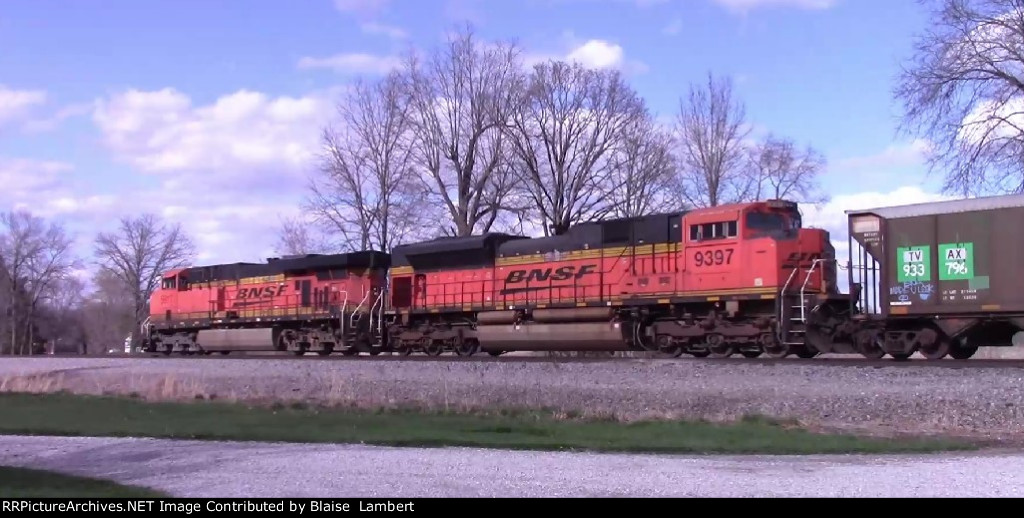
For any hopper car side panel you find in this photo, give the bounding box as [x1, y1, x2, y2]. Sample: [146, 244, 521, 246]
[831, 194, 1024, 360]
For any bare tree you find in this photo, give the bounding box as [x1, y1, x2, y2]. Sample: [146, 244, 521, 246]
[674, 73, 753, 207]
[506, 61, 649, 235]
[747, 135, 829, 205]
[606, 117, 682, 218]
[0, 211, 80, 355]
[306, 72, 421, 252]
[404, 25, 527, 236]
[94, 214, 196, 350]
[895, 0, 1024, 195]
[272, 215, 334, 256]
[36, 275, 86, 354]
[80, 269, 135, 355]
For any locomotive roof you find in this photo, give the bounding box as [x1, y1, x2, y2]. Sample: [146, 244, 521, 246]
[390, 232, 528, 270]
[846, 192, 1024, 220]
[182, 250, 390, 283]
[499, 211, 686, 257]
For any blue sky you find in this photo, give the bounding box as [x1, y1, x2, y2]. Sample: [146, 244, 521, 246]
[0, 0, 951, 269]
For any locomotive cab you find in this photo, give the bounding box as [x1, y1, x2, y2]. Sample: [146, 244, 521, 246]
[750, 199, 836, 295]
[151, 269, 190, 322]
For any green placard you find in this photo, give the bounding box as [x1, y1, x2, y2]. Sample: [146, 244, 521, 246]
[897, 245, 931, 282]
[939, 242, 974, 280]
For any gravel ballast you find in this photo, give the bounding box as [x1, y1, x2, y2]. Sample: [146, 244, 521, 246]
[2, 357, 1024, 441]
[2, 435, 1024, 498]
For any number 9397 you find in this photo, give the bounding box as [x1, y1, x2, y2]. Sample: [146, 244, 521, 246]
[693, 248, 734, 267]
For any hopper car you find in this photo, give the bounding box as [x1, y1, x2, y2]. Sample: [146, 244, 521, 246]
[140, 193, 1024, 361]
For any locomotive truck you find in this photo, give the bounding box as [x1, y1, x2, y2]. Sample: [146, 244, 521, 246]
[140, 193, 1024, 361]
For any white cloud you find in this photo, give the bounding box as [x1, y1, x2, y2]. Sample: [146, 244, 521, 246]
[0, 157, 75, 209]
[713, 0, 836, 14]
[155, 196, 305, 264]
[663, 17, 683, 35]
[958, 97, 1024, 146]
[834, 139, 933, 171]
[22, 103, 93, 133]
[0, 85, 46, 127]
[444, 0, 486, 23]
[361, 21, 407, 40]
[297, 53, 403, 75]
[799, 185, 952, 293]
[83, 85, 356, 265]
[567, 40, 624, 70]
[525, 33, 648, 74]
[334, 0, 389, 17]
[92, 87, 339, 194]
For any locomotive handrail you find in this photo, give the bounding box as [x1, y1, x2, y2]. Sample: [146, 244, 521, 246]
[336, 290, 349, 332]
[799, 258, 827, 323]
[351, 290, 370, 328]
[779, 266, 800, 338]
[370, 287, 386, 337]
[140, 316, 151, 338]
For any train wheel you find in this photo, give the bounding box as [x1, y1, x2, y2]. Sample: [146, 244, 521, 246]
[424, 343, 443, 356]
[793, 345, 818, 358]
[455, 339, 479, 356]
[708, 344, 734, 358]
[918, 339, 950, 360]
[858, 341, 886, 360]
[656, 346, 684, 358]
[950, 344, 977, 360]
[706, 335, 733, 358]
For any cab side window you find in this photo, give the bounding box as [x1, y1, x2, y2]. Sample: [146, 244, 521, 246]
[689, 221, 738, 241]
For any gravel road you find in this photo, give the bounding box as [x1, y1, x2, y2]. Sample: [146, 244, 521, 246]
[3, 356, 1024, 441]
[1, 435, 1022, 498]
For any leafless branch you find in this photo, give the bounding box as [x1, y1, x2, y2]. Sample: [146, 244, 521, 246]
[673, 72, 752, 207]
[93, 213, 196, 348]
[0, 211, 81, 354]
[306, 72, 423, 252]
[506, 60, 648, 235]
[79, 269, 136, 355]
[895, 0, 1024, 195]
[273, 215, 335, 257]
[747, 134, 829, 206]
[403, 24, 527, 236]
[605, 117, 683, 218]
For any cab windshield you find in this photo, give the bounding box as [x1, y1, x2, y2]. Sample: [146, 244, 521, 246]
[745, 209, 800, 238]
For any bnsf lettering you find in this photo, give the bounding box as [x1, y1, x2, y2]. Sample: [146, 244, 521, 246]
[505, 265, 597, 284]
[783, 252, 823, 268]
[237, 286, 287, 299]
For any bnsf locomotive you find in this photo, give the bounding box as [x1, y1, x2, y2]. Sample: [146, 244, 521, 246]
[141, 193, 1024, 361]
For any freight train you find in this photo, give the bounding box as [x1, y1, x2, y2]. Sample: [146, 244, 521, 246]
[140, 194, 1024, 361]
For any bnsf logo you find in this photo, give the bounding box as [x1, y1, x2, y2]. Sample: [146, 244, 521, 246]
[782, 252, 823, 268]
[237, 286, 286, 299]
[505, 265, 597, 284]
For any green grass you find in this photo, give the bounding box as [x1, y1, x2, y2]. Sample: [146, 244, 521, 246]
[0, 466, 167, 498]
[0, 393, 976, 455]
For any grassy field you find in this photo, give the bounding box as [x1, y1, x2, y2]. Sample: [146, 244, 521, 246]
[0, 392, 976, 455]
[0, 466, 167, 498]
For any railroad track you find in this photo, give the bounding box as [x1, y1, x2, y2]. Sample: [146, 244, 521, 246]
[33, 352, 1024, 369]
